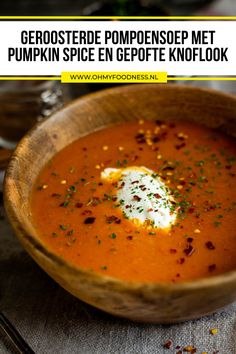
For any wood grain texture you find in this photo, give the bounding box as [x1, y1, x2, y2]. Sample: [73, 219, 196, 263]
[4, 84, 236, 324]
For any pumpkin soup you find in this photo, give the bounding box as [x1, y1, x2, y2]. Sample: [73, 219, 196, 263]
[31, 119, 236, 283]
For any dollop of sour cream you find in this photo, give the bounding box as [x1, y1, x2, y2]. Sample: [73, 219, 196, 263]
[101, 166, 177, 230]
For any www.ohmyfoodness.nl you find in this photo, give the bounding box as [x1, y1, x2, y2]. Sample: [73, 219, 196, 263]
[68, 73, 161, 81]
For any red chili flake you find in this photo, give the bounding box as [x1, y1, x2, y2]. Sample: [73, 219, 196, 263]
[147, 208, 153, 212]
[105, 215, 121, 224]
[138, 147, 143, 151]
[104, 160, 112, 165]
[135, 133, 146, 144]
[163, 340, 172, 349]
[127, 235, 133, 240]
[155, 119, 163, 125]
[179, 180, 186, 186]
[176, 273, 180, 277]
[51, 193, 61, 198]
[205, 241, 215, 250]
[187, 237, 193, 243]
[82, 147, 87, 151]
[209, 264, 216, 272]
[178, 258, 185, 264]
[103, 195, 117, 202]
[125, 205, 131, 209]
[130, 155, 139, 162]
[175, 206, 182, 214]
[88, 197, 101, 206]
[160, 131, 168, 139]
[169, 123, 176, 128]
[188, 172, 196, 179]
[98, 182, 103, 186]
[162, 165, 175, 171]
[118, 181, 125, 189]
[204, 201, 216, 211]
[225, 165, 232, 170]
[84, 217, 96, 224]
[154, 193, 161, 199]
[59, 201, 70, 208]
[184, 245, 195, 257]
[170, 249, 177, 254]
[152, 136, 160, 143]
[135, 133, 145, 139]
[75, 202, 83, 208]
[133, 195, 141, 202]
[175, 142, 186, 150]
[81, 209, 92, 216]
[188, 207, 195, 213]
[140, 185, 147, 191]
[152, 146, 159, 152]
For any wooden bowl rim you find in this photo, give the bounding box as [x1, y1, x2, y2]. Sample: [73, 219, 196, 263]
[4, 83, 236, 293]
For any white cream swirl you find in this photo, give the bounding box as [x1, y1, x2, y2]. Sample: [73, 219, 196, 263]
[101, 166, 176, 230]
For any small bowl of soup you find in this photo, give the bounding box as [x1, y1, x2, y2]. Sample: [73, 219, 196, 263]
[4, 84, 236, 323]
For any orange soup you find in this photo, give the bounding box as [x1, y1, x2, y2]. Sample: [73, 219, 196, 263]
[31, 119, 236, 283]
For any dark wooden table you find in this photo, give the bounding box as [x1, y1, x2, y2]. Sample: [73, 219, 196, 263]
[0, 0, 89, 16]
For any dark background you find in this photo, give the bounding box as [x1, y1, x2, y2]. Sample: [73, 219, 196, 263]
[0, 0, 218, 16]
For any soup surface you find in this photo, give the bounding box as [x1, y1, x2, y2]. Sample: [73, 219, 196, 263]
[32, 119, 236, 283]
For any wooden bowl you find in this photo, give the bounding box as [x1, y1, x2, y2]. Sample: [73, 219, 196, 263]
[4, 84, 236, 324]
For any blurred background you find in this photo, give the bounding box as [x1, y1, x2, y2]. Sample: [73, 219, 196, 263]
[0, 0, 236, 187]
[0, 0, 235, 16]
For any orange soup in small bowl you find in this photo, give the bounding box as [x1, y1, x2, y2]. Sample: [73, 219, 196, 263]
[4, 84, 236, 323]
[32, 119, 236, 284]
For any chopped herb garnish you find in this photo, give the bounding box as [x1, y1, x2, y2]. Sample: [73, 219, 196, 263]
[59, 224, 67, 231]
[214, 221, 222, 227]
[183, 149, 190, 155]
[69, 185, 77, 192]
[60, 200, 70, 207]
[195, 160, 205, 167]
